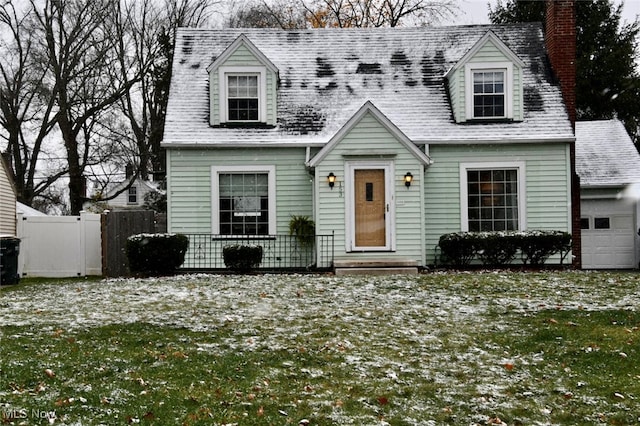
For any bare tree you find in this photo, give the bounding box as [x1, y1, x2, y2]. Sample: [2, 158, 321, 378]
[227, 0, 308, 28]
[0, 1, 62, 207]
[30, 0, 142, 214]
[112, 0, 218, 184]
[304, 0, 457, 27]
[227, 0, 456, 28]
[1, 0, 219, 213]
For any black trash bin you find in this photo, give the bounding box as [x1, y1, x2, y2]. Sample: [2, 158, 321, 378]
[0, 236, 20, 285]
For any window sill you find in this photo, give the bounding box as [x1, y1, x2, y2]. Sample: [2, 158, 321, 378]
[462, 118, 515, 124]
[215, 122, 274, 129]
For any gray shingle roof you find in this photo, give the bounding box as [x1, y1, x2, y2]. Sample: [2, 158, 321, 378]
[163, 24, 574, 146]
[575, 119, 640, 187]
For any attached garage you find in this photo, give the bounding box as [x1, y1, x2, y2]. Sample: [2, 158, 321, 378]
[581, 198, 638, 269]
[576, 120, 640, 269]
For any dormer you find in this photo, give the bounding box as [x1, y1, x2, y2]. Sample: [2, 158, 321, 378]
[207, 34, 279, 127]
[445, 31, 524, 123]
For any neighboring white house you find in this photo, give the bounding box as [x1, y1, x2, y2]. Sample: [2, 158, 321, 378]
[83, 178, 164, 211]
[0, 155, 17, 236]
[576, 119, 640, 269]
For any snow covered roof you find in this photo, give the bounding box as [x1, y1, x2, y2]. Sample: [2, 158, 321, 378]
[16, 202, 47, 217]
[575, 119, 640, 187]
[163, 24, 574, 147]
[104, 178, 164, 197]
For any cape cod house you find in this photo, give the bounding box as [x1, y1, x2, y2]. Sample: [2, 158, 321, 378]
[163, 1, 579, 271]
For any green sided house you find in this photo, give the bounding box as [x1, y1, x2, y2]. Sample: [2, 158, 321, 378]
[163, 8, 578, 271]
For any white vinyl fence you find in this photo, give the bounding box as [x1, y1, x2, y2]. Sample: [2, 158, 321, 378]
[17, 212, 102, 277]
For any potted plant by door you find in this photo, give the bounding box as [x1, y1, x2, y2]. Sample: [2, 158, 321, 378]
[288, 215, 315, 268]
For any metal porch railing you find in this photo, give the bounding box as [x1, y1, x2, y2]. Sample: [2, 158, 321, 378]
[179, 233, 334, 272]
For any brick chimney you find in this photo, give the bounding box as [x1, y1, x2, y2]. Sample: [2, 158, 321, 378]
[545, 0, 576, 127]
[545, 0, 581, 268]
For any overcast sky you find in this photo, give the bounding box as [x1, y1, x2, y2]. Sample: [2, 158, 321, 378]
[444, 0, 640, 25]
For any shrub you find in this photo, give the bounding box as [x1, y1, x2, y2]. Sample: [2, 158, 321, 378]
[438, 232, 477, 267]
[516, 230, 572, 265]
[126, 233, 189, 276]
[438, 230, 572, 268]
[222, 244, 263, 272]
[474, 232, 518, 266]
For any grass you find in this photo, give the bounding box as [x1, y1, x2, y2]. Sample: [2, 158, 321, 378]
[1, 271, 639, 425]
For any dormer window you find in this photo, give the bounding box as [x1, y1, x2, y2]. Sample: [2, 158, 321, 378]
[473, 70, 505, 118]
[466, 63, 513, 120]
[227, 74, 259, 121]
[207, 35, 278, 127]
[448, 32, 524, 123]
[218, 66, 267, 124]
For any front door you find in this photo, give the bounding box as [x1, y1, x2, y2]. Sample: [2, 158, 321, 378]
[346, 161, 394, 251]
[355, 169, 386, 247]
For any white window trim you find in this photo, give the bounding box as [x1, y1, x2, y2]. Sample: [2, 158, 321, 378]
[465, 62, 513, 120]
[344, 160, 396, 252]
[211, 165, 276, 235]
[218, 66, 267, 123]
[459, 161, 526, 232]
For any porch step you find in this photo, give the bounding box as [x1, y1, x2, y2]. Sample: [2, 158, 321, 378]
[334, 258, 419, 276]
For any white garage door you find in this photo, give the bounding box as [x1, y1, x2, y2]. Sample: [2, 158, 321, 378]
[581, 199, 637, 269]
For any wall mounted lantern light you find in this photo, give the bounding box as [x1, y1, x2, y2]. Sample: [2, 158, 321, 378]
[327, 172, 336, 189]
[404, 172, 413, 188]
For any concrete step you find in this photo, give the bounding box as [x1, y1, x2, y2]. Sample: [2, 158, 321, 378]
[335, 266, 418, 276]
[333, 258, 418, 268]
[333, 258, 419, 275]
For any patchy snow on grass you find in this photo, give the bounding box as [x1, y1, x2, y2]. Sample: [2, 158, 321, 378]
[2, 270, 640, 424]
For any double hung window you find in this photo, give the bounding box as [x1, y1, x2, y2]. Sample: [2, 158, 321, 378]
[128, 186, 137, 204]
[473, 70, 505, 118]
[465, 63, 513, 120]
[227, 75, 259, 121]
[218, 66, 266, 124]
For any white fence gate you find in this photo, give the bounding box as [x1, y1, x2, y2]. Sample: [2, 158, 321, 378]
[17, 212, 102, 277]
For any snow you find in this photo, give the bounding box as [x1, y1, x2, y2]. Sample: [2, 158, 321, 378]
[1, 271, 639, 424]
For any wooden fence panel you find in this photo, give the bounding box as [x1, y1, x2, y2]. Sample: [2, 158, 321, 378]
[101, 210, 157, 277]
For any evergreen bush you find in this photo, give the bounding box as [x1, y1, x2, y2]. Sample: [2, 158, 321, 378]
[438, 232, 477, 267]
[126, 233, 189, 276]
[516, 230, 572, 265]
[473, 232, 519, 266]
[222, 244, 263, 272]
[438, 230, 571, 268]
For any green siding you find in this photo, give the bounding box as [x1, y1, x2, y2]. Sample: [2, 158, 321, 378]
[209, 43, 277, 126]
[168, 139, 571, 267]
[424, 143, 571, 264]
[467, 40, 508, 63]
[448, 39, 523, 122]
[167, 148, 312, 234]
[314, 112, 426, 263]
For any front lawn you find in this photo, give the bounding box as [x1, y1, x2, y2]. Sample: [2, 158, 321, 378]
[1, 271, 639, 425]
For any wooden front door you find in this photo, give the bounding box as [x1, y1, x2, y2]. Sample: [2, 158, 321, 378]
[354, 169, 386, 247]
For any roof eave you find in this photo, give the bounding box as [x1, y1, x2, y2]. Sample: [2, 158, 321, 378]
[161, 141, 327, 149]
[418, 136, 576, 145]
